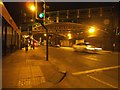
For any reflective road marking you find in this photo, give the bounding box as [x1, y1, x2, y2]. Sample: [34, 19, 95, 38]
[87, 75, 118, 88]
[85, 57, 98, 61]
[72, 65, 120, 75]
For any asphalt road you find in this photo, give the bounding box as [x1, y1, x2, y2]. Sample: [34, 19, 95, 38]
[39, 46, 119, 88]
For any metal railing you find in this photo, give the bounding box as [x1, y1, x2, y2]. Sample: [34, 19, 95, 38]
[46, 7, 114, 21]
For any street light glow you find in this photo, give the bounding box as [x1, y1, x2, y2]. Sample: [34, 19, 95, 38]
[0, 1, 3, 5]
[68, 33, 72, 39]
[26, 2, 36, 12]
[68, 33, 71, 37]
[30, 5, 35, 12]
[88, 27, 95, 34]
[44, 33, 47, 36]
[88, 26, 97, 37]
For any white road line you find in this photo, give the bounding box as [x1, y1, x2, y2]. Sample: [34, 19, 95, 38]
[60, 47, 73, 50]
[72, 65, 120, 75]
[87, 75, 118, 88]
[85, 57, 98, 61]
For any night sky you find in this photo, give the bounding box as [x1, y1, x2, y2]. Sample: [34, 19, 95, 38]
[3, 2, 117, 26]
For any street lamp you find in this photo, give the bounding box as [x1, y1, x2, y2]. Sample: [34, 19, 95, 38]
[26, 2, 36, 22]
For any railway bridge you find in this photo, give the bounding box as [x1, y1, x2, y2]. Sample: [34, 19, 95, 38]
[1, 1, 119, 57]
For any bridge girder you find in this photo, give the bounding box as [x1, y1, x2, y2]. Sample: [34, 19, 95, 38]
[33, 22, 86, 33]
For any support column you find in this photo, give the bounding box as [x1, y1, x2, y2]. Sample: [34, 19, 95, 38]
[66, 10, 69, 19]
[100, 8, 103, 17]
[14, 31, 16, 50]
[4, 23, 7, 55]
[10, 28, 13, 52]
[88, 8, 91, 18]
[77, 9, 79, 18]
[56, 11, 59, 23]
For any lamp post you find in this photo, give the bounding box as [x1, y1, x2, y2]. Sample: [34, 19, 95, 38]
[41, 1, 49, 61]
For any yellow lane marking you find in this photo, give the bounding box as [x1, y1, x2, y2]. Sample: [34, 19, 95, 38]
[87, 75, 118, 88]
[72, 65, 120, 75]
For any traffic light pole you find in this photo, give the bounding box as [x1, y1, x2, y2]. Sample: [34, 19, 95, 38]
[35, 0, 48, 61]
[40, 23, 48, 61]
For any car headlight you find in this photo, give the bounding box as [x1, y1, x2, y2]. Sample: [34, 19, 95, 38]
[86, 47, 95, 50]
[95, 48, 102, 50]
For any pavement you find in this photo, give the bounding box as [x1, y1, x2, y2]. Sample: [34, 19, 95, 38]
[2, 46, 119, 89]
[2, 46, 67, 88]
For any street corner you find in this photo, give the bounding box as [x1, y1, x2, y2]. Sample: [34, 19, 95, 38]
[39, 61, 67, 85]
[50, 61, 67, 74]
[58, 66, 67, 74]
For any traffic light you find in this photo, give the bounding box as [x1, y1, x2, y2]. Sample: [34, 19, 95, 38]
[39, 12, 45, 18]
[35, 1, 45, 23]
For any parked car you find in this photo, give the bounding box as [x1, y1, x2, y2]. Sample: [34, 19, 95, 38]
[72, 42, 102, 53]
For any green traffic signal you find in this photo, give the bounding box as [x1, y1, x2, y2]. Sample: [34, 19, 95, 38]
[39, 13, 45, 18]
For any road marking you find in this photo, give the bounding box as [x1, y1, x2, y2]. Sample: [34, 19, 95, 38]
[60, 47, 73, 50]
[87, 75, 117, 88]
[72, 65, 120, 75]
[85, 57, 98, 61]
